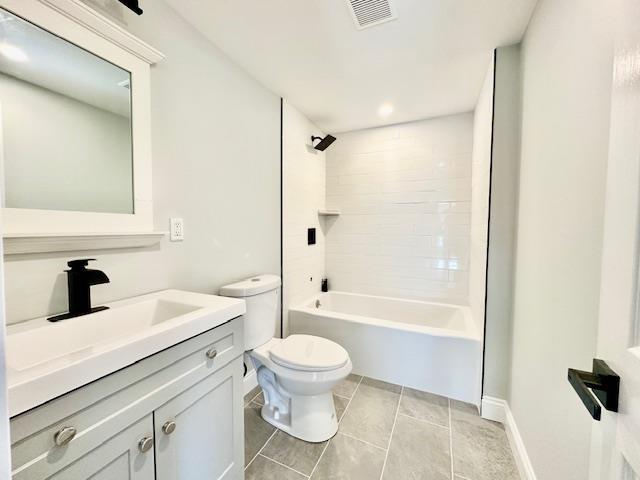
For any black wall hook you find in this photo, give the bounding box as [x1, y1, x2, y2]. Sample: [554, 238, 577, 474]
[568, 359, 619, 421]
[118, 0, 143, 15]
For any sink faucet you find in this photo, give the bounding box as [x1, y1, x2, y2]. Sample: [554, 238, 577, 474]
[48, 259, 110, 322]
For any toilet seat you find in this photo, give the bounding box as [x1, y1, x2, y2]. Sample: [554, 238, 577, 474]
[269, 334, 349, 372]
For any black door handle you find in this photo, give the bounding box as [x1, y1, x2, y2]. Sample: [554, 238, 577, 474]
[568, 359, 619, 421]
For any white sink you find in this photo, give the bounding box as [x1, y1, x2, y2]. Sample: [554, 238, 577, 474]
[6, 290, 245, 417]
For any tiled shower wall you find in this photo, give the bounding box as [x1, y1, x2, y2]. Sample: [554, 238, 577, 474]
[325, 114, 473, 302]
[282, 100, 326, 335]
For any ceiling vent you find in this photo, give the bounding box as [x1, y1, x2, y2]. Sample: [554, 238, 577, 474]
[345, 0, 398, 30]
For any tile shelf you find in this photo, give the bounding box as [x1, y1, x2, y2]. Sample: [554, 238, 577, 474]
[318, 209, 341, 216]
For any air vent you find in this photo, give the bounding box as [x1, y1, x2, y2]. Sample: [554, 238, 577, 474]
[345, 0, 397, 30]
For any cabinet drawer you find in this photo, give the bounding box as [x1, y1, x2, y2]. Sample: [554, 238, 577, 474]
[10, 317, 243, 476]
[14, 415, 156, 480]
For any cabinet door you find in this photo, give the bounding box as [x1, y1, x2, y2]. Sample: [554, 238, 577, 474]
[36, 415, 154, 480]
[154, 359, 244, 480]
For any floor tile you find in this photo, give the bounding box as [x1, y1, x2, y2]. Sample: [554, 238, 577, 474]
[262, 430, 327, 475]
[244, 386, 262, 405]
[244, 402, 276, 466]
[333, 373, 362, 399]
[339, 377, 401, 448]
[311, 433, 385, 480]
[399, 387, 450, 427]
[451, 400, 519, 480]
[245, 455, 307, 480]
[334, 394, 349, 421]
[382, 414, 451, 480]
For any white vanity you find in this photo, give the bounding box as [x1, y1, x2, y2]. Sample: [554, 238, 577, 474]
[7, 291, 246, 479]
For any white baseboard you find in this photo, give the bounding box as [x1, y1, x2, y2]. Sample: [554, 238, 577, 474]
[481, 396, 507, 423]
[481, 396, 537, 480]
[243, 367, 258, 396]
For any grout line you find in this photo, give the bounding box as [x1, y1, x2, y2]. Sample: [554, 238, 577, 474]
[308, 437, 331, 479]
[333, 392, 351, 401]
[338, 375, 363, 426]
[244, 388, 261, 406]
[397, 412, 450, 431]
[244, 428, 278, 472]
[309, 375, 364, 479]
[449, 398, 454, 480]
[249, 391, 263, 404]
[338, 431, 387, 451]
[258, 454, 310, 478]
[379, 385, 403, 480]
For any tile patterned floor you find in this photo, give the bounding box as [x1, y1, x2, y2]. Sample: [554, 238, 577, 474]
[243, 374, 520, 480]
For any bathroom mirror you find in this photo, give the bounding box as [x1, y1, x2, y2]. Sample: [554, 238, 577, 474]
[0, 7, 134, 214]
[0, 0, 163, 250]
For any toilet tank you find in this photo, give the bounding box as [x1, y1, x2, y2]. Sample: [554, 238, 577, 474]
[219, 274, 281, 350]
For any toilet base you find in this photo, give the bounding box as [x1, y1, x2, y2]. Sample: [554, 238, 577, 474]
[260, 391, 339, 443]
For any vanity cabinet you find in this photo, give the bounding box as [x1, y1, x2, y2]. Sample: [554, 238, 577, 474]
[154, 370, 237, 480]
[9, 317, 245, 480]
[48, 415, 156, 480]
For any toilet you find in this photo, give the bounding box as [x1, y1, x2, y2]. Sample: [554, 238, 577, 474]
[220, 274, 352, 443]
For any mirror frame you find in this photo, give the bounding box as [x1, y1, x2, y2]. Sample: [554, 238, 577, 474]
[0, 0, 163, 237]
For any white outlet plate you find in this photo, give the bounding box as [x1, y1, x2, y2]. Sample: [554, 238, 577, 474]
[170, 218, 184, 241]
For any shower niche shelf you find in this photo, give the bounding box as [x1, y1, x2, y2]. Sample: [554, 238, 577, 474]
[318, 209, 341, 216]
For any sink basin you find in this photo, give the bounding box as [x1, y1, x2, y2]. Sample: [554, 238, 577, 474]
[6, 290, 245, 417]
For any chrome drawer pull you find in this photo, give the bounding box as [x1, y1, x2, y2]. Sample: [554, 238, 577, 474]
[54, 426, 77, 447]
[162, 420, 176, 435]
[138, 436, 154, 453]
[205, 348, 218, 360]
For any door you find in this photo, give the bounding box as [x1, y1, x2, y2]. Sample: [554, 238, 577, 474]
[154, 361, 244, 480]
[587, 0, 640, 477]
[46, 415, 155, 480]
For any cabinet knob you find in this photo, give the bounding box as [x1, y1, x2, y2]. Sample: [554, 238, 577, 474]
[205, 348, 217, 360]
[162, 420, 177, 435]
[54, 426, 77, 447]
[138, 436, 154, 453]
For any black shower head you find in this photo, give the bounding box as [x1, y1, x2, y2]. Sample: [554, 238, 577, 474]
[311, 135, 337, 151]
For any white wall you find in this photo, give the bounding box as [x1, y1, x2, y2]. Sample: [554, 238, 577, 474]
[483, 45, 521, 400]
[469, 58, 494, 337]
[0, 233, 10, 476]
[508, 0, 615, 478]
[325, 114, 473, 303]
[0, 73, 133, 214]
[2, 0, 281, 325]
[282, 101, 326, 335]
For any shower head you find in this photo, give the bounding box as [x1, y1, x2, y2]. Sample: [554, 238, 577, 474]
[311, 135, 337, 151]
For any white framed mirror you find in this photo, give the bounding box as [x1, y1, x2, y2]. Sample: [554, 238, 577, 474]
[0, 0, 164, 252]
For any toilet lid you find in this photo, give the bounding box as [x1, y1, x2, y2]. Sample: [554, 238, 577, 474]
[269, 335, 349, 372]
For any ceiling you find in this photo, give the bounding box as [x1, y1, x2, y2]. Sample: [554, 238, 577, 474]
[0, 7, 130, 117]
[166, 0, 538, 133]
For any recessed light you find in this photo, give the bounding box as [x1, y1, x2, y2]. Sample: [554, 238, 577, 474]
[378, 103, 394, 117]
[0, 43, 28, 63]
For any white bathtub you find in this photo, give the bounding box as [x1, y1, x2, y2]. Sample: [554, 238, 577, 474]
[288, 291, 483, 404]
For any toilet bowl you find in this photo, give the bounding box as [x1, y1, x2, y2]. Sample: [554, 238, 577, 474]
[220, 275, 352, 443]
[251, 335, 352, 442]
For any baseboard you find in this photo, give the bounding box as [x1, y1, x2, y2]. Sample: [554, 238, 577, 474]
[481, 396, 507, 423]
[243, 367, 258, 396]
[481, 396, 537, 480]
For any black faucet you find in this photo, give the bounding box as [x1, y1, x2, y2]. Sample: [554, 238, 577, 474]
[48, 259, 110, 322]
